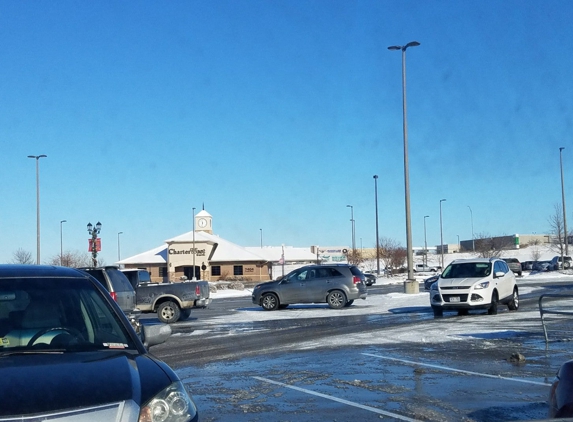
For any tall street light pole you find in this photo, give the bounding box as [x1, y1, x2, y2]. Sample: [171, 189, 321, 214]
[28, 154, 47, 264]
[192, 207, 196, 280]
[346, 205, 355, 253]
[388, 41, 420, 293]
[260, 228, 263, 248]
[423, 215, 429, 267]
[467, 205, 475, 252]
[440, 199, 446, 269]
[560, 147, 568, 257]
[117, 232, 123, 261]
[374, 175, 380, 275]
[60, 220, 66, 266]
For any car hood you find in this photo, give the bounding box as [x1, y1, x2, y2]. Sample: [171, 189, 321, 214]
[438, 277, 486, 288]
[0, 350, 173, 417]
[256, 280, 281, 290]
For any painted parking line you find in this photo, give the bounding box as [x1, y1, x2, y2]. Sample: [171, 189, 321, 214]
[253, 376, 422, 422]
[362, 353, 551, 387]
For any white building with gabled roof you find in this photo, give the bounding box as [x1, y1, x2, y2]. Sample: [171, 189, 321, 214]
[117, 210, 321, 283]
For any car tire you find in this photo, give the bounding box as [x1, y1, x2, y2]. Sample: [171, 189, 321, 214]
[508, 287, 519, 311]
[261, 293, 279, 311]
[432, 306, 443, 317]
[488, 292, 498, 315]
[344, 300, 354, 307]
[157, 300, 181, 323]
[179, 309, 192, 320]
[565, 262, 571, 269]
[327, 290, 347, 309]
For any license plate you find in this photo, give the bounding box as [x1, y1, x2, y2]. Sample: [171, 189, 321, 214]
[449, 296, 460, 302]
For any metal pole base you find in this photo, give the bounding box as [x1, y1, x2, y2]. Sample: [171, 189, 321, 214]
[403, 279, 419, 294]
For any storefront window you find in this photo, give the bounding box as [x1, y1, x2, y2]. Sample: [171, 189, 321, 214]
[211, 266, 221, 276]
[233, 265, 243, 276]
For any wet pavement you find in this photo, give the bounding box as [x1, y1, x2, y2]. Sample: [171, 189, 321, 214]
[149, 280, 573, 421]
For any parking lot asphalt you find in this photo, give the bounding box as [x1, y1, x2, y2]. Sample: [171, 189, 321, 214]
[150, 277, 573, 421]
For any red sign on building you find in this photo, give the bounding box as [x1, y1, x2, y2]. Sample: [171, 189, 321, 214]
[88, 238, 101, 252]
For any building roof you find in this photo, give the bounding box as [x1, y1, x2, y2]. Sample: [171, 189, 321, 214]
[117, 244, 168, 265]
[117, 232, 318, 266]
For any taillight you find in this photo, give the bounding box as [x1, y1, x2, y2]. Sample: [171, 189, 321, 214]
[195, 285, 201, 295]
[110, 292, 117, 302]
[353, 276, 361, 284]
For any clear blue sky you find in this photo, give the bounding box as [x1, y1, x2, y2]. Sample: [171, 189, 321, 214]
[1, 1, 572, 265]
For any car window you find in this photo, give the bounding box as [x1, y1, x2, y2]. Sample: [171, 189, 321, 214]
[442, 263, 491, 278]
[107, 269, 134, 293]
[0, 277, 135, 352]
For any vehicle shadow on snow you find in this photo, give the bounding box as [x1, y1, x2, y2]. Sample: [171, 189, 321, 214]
[238, 304, 338, 312]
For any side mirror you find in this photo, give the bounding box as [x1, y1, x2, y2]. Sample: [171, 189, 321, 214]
[494, 271, 505, 278]
[142, 324, 172, 348]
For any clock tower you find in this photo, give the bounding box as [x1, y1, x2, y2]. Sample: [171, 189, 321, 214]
[195, 209, 213, 234]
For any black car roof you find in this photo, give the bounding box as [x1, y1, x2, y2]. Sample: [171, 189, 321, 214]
[0, 264, 89, 279]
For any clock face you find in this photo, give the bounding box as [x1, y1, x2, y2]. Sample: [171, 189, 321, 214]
[198, 218, 207, 228]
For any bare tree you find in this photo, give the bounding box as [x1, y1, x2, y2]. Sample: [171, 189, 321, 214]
[528, 238, 542, 262]
[12, 248, 34, 264]
[47, 250, 104, 267]
[346, 248, 364, 266]
[473, 233, 513, 258]
[548, 203, 568, 255]
[377, 237, 406, 270]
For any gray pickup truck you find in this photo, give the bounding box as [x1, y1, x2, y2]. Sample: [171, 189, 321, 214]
[120, 269, 211, 323]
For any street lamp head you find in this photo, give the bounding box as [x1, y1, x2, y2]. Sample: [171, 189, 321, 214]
[27, 155, 47, 159]
[87, 222, 93, 233]
[61, 220, 66, 224]
[560, 147, 565, 152]
[440, 198, 446, 202]
[424, 215, 429, 218]
[95, 222, 102, 232]
[373, 175, 378, 179]
[388, 42, 420, 52]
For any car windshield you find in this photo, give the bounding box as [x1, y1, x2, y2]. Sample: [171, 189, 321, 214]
[441, 262, 491, 279]
[0, 277, 136, 353]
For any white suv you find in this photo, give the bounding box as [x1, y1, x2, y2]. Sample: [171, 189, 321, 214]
[430, 258, 518, 317]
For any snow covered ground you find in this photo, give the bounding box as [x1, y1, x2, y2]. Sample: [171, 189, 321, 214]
[205, 253, 573, 350]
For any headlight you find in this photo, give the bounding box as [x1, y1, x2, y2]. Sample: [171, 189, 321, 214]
[139, 381, 198, 422]
[474, 281, 490, 290]
[430, 282, 439, 290]
[254, 285, 261, 290]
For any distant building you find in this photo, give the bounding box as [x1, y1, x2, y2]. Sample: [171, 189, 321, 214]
[117, 210, 342, 283]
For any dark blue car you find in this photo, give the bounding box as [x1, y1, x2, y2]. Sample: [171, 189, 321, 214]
[0, 265, 198, 421]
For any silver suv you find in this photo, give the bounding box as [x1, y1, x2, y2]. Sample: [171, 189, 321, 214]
[430, 258, 518, 317]
[252, 264, 367, 310]
[77, 266, 137, 315]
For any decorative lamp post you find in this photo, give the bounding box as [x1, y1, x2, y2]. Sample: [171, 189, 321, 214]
[28, 154, 47, 264]
[87, 222, 102, 268]
[374, 175, 380, 275]
[60, 220, 67, 266]
[388, 41, 420, 293]
[423, 215, 429, 267]
[439, 199, 446, 269]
